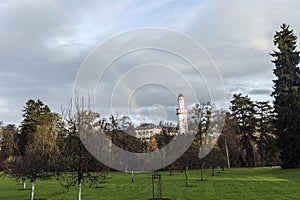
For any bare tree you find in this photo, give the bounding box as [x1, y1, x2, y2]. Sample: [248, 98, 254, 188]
[57, 98, 106, 200]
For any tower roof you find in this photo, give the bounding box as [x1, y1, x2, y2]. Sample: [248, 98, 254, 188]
[178, 93, 184, 98]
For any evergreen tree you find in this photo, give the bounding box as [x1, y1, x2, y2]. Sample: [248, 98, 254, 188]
[18, 99, 55, 155]
[11, 99, 59, 200]
[255, 101, 278, 166]
[271, 23, 300, 168]
[230, 93, 256, 167]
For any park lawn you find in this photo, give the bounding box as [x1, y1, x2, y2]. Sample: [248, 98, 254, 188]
[0, 167, 300, 200]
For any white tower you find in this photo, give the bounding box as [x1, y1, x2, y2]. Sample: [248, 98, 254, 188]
[176, 94, 188, 134]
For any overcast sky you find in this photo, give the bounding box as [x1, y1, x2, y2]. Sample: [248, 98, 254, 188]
[1, 0, 300, 125]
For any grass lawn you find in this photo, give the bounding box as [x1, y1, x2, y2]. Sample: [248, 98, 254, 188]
[1, 167, 300, 200]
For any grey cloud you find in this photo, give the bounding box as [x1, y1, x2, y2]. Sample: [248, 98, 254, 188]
[185, 0, 300, 79]
[249, 89, 272, 96]
[1, 0, 299, 125]
[183, 0, 300, 104]
[0, 1, 91, 124]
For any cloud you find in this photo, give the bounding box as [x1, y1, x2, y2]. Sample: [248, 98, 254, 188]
[184, 0, 300, 103]
[249, 89, 272, 96]
[0, 0, 88, 124]
[186, 1, 300, 69]
[0, 0, 299, 124]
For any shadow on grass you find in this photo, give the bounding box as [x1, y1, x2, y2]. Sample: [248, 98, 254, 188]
[93, 185, 105, 189]
[18, 188, 31, 191]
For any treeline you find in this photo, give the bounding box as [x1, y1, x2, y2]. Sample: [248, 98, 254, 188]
[168, 97, 279, 171]
[0, 97, 278, 198]
[0, 22, 299, 200]
[0, 97, 279, 172]
[0, 99, 111, 200]
[0, 98, 267, 196]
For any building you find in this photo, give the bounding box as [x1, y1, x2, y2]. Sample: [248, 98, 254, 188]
[135, 123, 162, 141]
[176, 94, 188, 134]
[134, 94, 188, 140]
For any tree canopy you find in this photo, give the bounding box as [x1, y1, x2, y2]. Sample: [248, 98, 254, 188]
[271, 23, 300, 168]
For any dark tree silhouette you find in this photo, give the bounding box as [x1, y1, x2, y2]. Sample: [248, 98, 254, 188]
[271, 23, 300, 168]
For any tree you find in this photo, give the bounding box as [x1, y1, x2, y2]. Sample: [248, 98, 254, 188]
[230, 94, 256, 167]
[107, 115, 143, 153]
[0, 124, 18, 171]
[10, 99, 59, 200]
[186, 102, 212, 180]
[218, 112, 241, 168]
[18, 99, 55, 156]
[12, 125, 59, 200]
[202, 145, 225, 174]
[58, 100, 106, 200]
[255, 101, 278, 166]
[271, 23, 300, 168]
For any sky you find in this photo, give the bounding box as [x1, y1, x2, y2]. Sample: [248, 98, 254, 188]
[1, 0, 300, 125]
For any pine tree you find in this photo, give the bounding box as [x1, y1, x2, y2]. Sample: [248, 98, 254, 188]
[255, 101, 277, 166]
[230, 93, 256, 167]
[271, 23, 300, 168]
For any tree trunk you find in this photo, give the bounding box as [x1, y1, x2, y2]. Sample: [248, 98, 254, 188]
[77, 175, 82, 200]
[96, 179, 99, 188]
[224, 138, 230, 168]
[96, 172, 99, 188]
[23, 176, 26, 190]
[246, 144, 255, 167]
[72, 172, 75, 186]
[200, 159, 204, 181]
[30, 179, 35, 200]
[104, 171, 107, 179]
[185, 166, 189, 187]
[131, 170, 134, 183]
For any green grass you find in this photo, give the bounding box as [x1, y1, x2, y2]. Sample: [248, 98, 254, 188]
[1, 167, 300, 199]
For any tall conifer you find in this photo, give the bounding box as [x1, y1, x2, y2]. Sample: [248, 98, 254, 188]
[271, 24, 300, 168]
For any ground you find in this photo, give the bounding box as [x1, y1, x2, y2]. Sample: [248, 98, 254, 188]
[1, 167, 300, 200]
